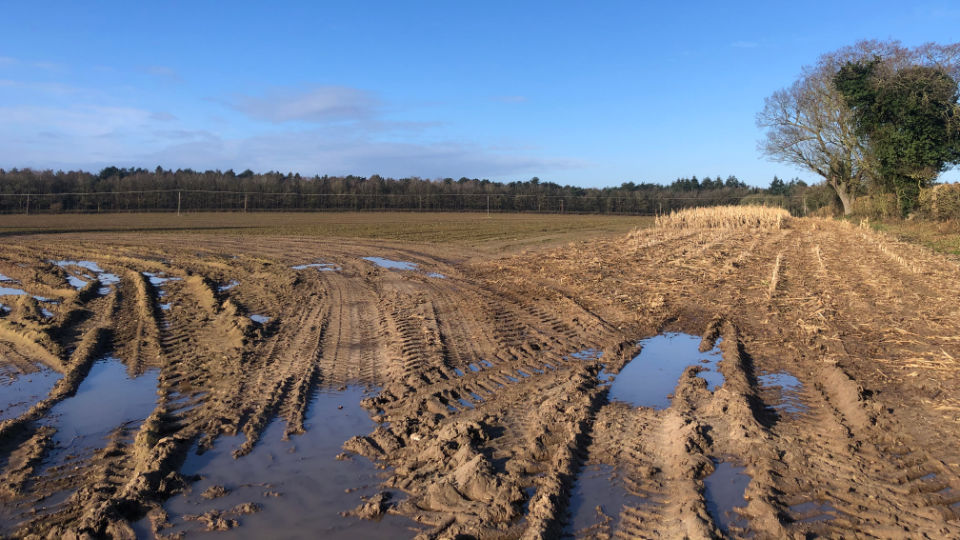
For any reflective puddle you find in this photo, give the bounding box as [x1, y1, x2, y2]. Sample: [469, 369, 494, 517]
[788, 500, 838, 523]
[0, 365, 63, 422]
[704, 460, 750, 534]
[39, 356, 158, 469]
[0, 286, 28, 297]
[162, 386, 421, 539]
[362, 257, 418, 271]
[53, 260, 121, 294]
[0, 272, 16, 282]
[362, 257, 444, 278]
[757, 372, 807, 414]
[218, 280, 240, 292]
[291, 262, 339, 272]
[608, 333, 723, 409]
[569, 349, 602, 361]
[144, 272, 181, 310]
[565, 464, 643, 536]
[249, 315, 271, 325]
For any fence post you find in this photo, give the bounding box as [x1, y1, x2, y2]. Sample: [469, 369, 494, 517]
[25, 194, 30, 215]
[177, 191, 181, 216]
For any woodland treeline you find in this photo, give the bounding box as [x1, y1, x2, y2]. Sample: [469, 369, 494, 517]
[0, 167, 834, 215]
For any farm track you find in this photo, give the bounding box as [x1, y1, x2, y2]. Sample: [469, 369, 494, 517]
[0, 218, 958, 538]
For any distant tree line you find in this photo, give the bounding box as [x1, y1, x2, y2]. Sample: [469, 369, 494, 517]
[0, 167, 832, 215]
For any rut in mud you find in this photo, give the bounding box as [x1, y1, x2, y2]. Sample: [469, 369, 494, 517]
[0, 216, 959, 538]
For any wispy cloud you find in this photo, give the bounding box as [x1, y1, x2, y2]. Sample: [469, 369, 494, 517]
[149, 111, 178, 122]
[143, 65, 180, 81]
[494, 95, 528, 103]
[140, 130, 582, 178]
[0, 79, 81, 95]
[226, 86, 380, 123]
[0, 105, 156, 137]
[0, 80, 580, 178]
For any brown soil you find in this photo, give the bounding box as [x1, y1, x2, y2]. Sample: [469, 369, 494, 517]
[1, 218, 959, 539]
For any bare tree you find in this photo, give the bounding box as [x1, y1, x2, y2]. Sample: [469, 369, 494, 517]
[756, 40, 916, 215]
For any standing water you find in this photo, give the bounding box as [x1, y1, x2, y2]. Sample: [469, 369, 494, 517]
[161, 386, 422, 539]
[607, 333, 724, 409]
[703, 460, 750, 534]
[0, 365, 63, 422]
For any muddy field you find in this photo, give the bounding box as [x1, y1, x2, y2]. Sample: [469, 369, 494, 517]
[1, 211, 959, 539]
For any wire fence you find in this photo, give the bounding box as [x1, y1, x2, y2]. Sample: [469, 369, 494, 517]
[0, 189, 813, 216]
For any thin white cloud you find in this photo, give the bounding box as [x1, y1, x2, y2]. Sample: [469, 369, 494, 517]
[0, 105, 155, 137]
[144, 65, 180, 81]
[494, 95, 528, 103]
[0, 79, 81, 95]
[141, 131, 582, 178]
[149, 111, 178, 122]
[0, 83, 582, 178]
[226, 86, 379, 123]
[32, 61, 61, 71]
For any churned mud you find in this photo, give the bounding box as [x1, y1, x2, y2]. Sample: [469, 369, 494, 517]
[1, 216, 960, 538]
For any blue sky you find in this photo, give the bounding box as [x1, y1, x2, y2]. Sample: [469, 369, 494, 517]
[2, 1, 959, 188]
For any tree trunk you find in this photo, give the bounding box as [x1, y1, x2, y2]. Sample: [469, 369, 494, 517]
[829, 176, 854, 215]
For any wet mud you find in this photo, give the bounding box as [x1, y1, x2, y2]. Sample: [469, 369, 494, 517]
[0, 218, 959, 538]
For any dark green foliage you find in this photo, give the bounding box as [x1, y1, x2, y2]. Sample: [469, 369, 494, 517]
[768, 176, 786, 195]
[836, 60, 960, 214]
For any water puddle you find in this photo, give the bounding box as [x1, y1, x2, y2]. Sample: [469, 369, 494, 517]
[788, 500, 838, 523]
[39, 356, 158, 469]
[0, 365, 63, 422]
[291, 262, 340, 272]
[0, 286, 28, 297]
[0, 285, 60, 308]
[757, 372, 807, 415]
[0, 272, 16, 282]
[607, 333, 723, 409]
[362, 257, 418, 271]
[52, 260, 120, 294]
[0, 303, 10, 313]
[143, 271, 181, 289]
[162, 385, 422, 538]
[144, 272, 181, 310]
[218, 280, 240, 292]
[569, 349, 602, 361]
[362, 257, 444, 278]
[250, 315, 271, 325]
[703, 460, 750, 534]
[565, 464, 643, 536]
